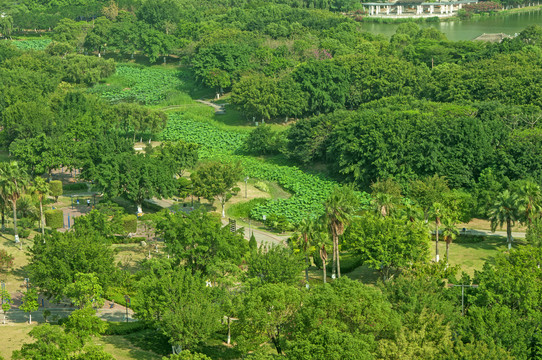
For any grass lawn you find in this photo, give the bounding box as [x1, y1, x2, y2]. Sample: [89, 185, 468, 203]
[446, 236, 508, 276]
[0, 323, 35, 359]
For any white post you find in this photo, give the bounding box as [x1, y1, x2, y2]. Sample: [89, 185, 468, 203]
[440, 4, 444, 13]
[376, 5, 380, 14]
[430, 5, 434, 13]
[387, 5, 390, 14]
[370, 5, 374, 15]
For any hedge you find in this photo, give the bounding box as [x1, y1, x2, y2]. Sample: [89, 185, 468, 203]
[49, 180, 63, 200]
[103, 321, 149, 335]
[44, 209, 63, 229]
[63, 183, 88, 191]
[122, 215, 137, 234]
[111, 236, 146, 244]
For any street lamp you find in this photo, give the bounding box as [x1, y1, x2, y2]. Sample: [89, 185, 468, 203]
[448, 283, 478, 316]
[244, 177, 249, 198]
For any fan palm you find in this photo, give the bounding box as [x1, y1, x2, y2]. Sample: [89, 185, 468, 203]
[489, 190, 520, 250]
[31, 177, 50, 236]
[291, 217, 315, 285]
[0, 162, 28, 243]
[324, 185, 358, 279]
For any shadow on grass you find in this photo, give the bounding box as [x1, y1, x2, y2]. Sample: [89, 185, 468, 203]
[123, 329, 170, 356]
[195, 334, 243, 360]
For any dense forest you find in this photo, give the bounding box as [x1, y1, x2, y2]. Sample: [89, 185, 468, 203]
[1, 0, 542, 359]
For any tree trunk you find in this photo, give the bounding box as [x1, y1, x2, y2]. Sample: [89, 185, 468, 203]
[137, 203, 143, 215]
[331, 230, 337, 279]
[435, 221, 439, 262]
[336, 234, 341, 278]
[322, 257, 327, 284]
[507, 218, 512, 250]
[39, 198, 45, 237]
[29, 313, 31, 324]
[305, 254, 309, 285]
[1, 206, 4, 232]
[227, 317, 231, 345]
[12, 200, 18, 243]
[446, 241, 450, 263]
[221, 202, 225, 218]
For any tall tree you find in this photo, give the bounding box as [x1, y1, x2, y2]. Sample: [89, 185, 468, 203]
[324, 185, 358, 279]
[31, 177, 49, 237]
[408, 175, 449, 223]
[0, 161, 28, 244]
[489, 190, 521, 250]
[291, 218, 315, 285]
[20, 287, 39, 325]
[191, 161, 241, 218]
[370, 178, 403, 217]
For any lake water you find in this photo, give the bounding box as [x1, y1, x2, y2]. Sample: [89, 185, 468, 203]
[359, 10, 542, 41]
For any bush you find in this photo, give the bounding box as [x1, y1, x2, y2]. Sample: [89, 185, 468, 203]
[63, 183, 88, 191]
[111, 236, 146, 244]
[254, 181, 269, 193]
[103, 321, 149, 335]
[249, 233, 257, 251]
[312, 251, 362, 274]
[454, 234, 486, 244]
[44, 209, 63, 229]
[122, 215, 137, 234]
[49, 180, 63, 201]
[227, 198, 268, 219]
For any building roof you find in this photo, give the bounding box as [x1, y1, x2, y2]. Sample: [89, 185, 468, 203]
[473, 33, 513, 43]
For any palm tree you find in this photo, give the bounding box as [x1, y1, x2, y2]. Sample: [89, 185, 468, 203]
[31, 177, 50, 237]
[370, 178, 402, 217]
[324, 185, 358, 279]
[291, 217, 315, 285]
[489, 190, 520, 250]
[312, 221, 331, 284]
[431, 202, 443, 262]
[517, 180, 541, 224]
[442, 218, 458, 263]
[0, 162, 28, 244]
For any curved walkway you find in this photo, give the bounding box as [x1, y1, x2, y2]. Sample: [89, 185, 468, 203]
[195, 99, 227, 114]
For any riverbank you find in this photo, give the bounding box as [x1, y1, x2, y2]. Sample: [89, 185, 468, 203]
[355, 3, 542, 24]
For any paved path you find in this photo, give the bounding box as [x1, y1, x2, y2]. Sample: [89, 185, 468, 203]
[195, 99, 227, 114]
[460, 228, 526, 239]
[147, 198, 288, 246]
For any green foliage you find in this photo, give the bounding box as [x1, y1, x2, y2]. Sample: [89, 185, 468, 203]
[288, 278, 400, 359]
[344, 214, 431, 278]
[158, 210, 248, 278]
[48, 180, 63, 201]
[247, 244, 305, 286]
[62, 183, 88, 191]
[90, 65, 188, 105]
[227, 198, 268, 219]
[103, 321, 149, 335]
[249, 233, 257, 251]
[163, 350, 212, 360]
[64, 273, 105, 309]
[135, 261, 222, 350]
[121, 214, 137, 234]
[44, 209, 63, 229]
[243, 125, 285, 155]
[28, 231, 116, 302]
[13, 39, 52, 51]
[0, 249, 14, 272]
[160, 112, 247, 157]
[236, 283, 301, 355]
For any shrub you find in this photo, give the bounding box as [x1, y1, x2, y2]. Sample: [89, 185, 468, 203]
[44, 209, 63, 229]
[103, 321, 148, 335]
[49, 180, 63, 201]
[227, 198, 268, 219]
[63, 183, 88, 191]
[111, 236, 146, 244]
[254, 181, 269, 193]
[0, 249, 14, 271]
[122, 215, 137, 234]
[249, 233, 257, 251]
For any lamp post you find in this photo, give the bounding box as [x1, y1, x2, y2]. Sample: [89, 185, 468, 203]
[448, 283, 478, 316]
[244, 176, 249, 198]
